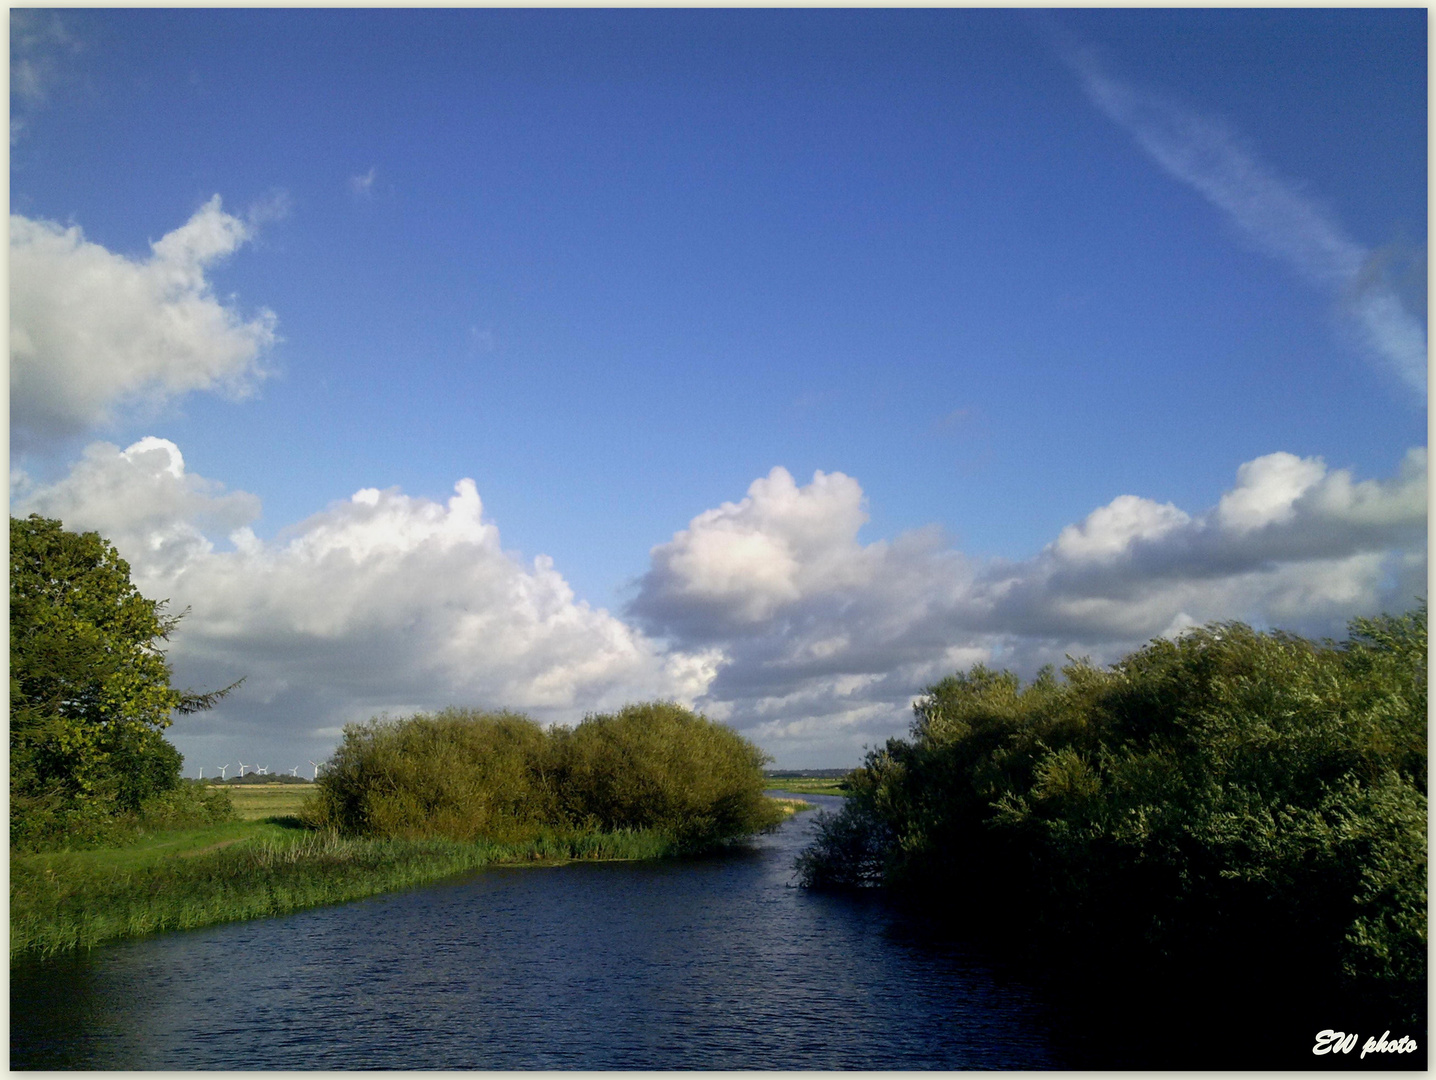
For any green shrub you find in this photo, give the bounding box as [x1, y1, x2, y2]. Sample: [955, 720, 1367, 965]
[311, 709, 553, 843]
[10, 779, 235, 853]
[310, 702, 782, 850]
[552, 701, 782, 845]
[798, 606, 1427, 1023]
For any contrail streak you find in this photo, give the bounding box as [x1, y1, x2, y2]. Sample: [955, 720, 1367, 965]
[1066, 43, 1427, 399]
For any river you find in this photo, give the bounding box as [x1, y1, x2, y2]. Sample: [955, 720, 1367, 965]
[8, 792, 1345, 1069]
[15, 795, 1088, 1069]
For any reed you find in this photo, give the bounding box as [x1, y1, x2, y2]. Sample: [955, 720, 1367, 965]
[11, 823, 683, 957]
[14, 701, 793, 957]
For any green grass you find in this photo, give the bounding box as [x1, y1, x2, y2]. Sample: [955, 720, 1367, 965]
[216, 781, 317, 821]
[766, 778, 850, 796]
[11, 795, 804, 957]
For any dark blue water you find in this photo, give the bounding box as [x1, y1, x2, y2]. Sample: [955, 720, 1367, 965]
[13, 795, 1070, 1069]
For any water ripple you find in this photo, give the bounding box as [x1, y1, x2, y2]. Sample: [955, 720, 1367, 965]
[12, 796, 1063, 1069]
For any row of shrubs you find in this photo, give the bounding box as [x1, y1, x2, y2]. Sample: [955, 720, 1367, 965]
[11, 780, 236, 852]
[797, 607, 1426, 1025]
[308, 701, 785, 850]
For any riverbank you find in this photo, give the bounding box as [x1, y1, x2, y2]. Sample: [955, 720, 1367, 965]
[12, 795, 810, 957]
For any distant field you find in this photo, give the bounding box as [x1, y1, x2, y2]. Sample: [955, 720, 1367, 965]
[217, 783, 317, 821]
[765, 777, 850, 796]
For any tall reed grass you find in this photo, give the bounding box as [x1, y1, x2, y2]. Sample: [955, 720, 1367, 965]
[14, 701, 787, 957]
[11, 825, 679, 956]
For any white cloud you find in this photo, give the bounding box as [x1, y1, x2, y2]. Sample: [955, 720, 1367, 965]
[1053, 494, 1190, 562]
[14, 438, 1425, 770]
[15, 439, 718, 767]
[11, 9, 83, 141]
[10, 197, 277, 451]
[245, 189, 293, 227]
[14, 437, 261, 577]
[630, 451, 1426, 765]
[1067, 48, 1427, 398]
[1215, 452, 1327, 532]
[349, 168, 377, 197]
[632, 467, 887, 635]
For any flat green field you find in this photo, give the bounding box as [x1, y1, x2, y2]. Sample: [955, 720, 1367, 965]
[218, 783, 317, 821]
[765, 777, 850, 796]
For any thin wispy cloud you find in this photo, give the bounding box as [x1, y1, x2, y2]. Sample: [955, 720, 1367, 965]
[11, 10, 78, 105]
[11, 9, 85, 143]
[246, 188, 293, 227]
[349, 167, 377, 197]
[1064, 44, 1427, 399]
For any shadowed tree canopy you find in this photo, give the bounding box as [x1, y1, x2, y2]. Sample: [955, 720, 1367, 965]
[797, 605, 1427, 1028]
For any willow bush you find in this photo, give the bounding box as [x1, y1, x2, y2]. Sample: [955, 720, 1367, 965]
[550, 702, 779, 845]
[311, 702, 782, 850]
[311, 709, 553, 842]
[797, 606, 1427, 1024]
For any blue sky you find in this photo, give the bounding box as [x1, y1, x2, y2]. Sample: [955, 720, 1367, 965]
[11, 8, 1427, 770]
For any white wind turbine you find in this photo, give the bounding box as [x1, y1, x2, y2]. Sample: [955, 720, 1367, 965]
[218, 764, 230, 780]
[198, 767, 205, 780]
[237, 761, 249, 778]
[256, 766, 268, 776]
[308, 760, 322, 781]
[289, 766, 301, 777]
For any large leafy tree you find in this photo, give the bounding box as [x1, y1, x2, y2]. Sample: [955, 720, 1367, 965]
[10, 515, 237, 822]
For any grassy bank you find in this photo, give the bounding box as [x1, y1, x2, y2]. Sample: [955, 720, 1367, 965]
[14, 703, 798, 957]
[12, 790, 805, 957]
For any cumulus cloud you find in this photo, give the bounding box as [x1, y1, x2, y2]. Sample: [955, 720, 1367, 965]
[11, 437, 261, 578]
[632, 468, 882, 636]
[16, 439, 718, 768]
[10, 197, 277, 451]
[1065, 47, 1427, 398]
[631, 453, 1426, 764]
[15, 439, 1426, 769]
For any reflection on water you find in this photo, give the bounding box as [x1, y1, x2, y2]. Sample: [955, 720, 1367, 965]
[13, 795, 1064, 1069]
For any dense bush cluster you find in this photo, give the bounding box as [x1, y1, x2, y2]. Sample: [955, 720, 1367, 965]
[798, 608, 1426, 1023]
[310, 702, 782, 849]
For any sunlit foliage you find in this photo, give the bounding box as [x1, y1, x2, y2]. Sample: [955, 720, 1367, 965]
[311, 702, 782, 850]
[10, 515, 236, 849]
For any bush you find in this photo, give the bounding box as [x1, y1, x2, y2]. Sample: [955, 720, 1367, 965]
[552, 702, 780, 845]
[311, 709, 552, 843]
[798, 607, 1427, 1023]
[310, 702, 782, 850]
